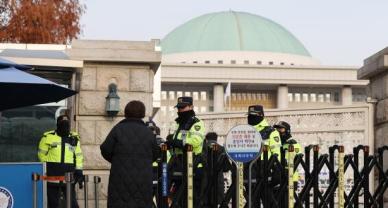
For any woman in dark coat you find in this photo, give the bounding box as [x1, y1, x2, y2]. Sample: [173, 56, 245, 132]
[100, 100, 159, 208]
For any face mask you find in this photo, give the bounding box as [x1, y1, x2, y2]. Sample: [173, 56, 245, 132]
[57, 120, 70, 137]
[177, 110, 195, 123]
[248, 115, 264, 126]
[280, 132, 292, 144]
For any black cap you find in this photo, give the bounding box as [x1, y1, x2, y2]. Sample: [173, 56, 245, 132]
[247, 105, 264, 116]
[274, 121, 291, 131]
[175, 96, 193, 108]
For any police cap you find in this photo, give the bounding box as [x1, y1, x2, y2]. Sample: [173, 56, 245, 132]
[274, 121, 291, 131]
[175, 96, 193, 108]
[247, 105, 264, 116]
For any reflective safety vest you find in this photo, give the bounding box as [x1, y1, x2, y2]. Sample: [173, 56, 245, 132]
[253, 119, 282, 160]
[38, 130, 83, 178]
[283, 139, 302, 182]
[171, 117, 205, 156]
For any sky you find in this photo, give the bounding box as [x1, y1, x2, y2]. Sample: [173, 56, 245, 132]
[80, 0, 388, 66]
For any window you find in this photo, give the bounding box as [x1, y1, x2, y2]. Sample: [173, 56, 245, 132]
[231, 60, 236, 64]
[193, 61, 198, 64]
[302, 93, 309, 102]
[218, 60, 223, 64]
[176, 91, 183, 98]
[334, 92, 340, 102]
[269, 61, 274, 65]
[325, 93, 331, 102]
[294, 93, 301, 102]
[193, 92, 199, 100]
[169, 91, 175, 100]
[288, 93, 293, 102]
[280, 62, 285, 65]
[257, 61, 262, 65]
[205, 60, 210, 64]
[161, 91, 167, 100]
[185, 91, 191, 97]
[318, 94, 324, 102]
[200, 91, 207, 100]
[310, 93, 317, 102]
[244, 60, 249, 64]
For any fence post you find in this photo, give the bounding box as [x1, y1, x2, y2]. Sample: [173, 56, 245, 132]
[32, 173, 39, 208]
[378, 147, 385, 208]
[353, 146, 360, 208]
[211, 143, 219, 208]
[84, 175, 89, 208]
[363, 146, 370, 207]
[313, 145, 319, 208]
[338, 146, 345, 208]
[288, 145, 295, 208]
[304, 146, 312, 208]
[158, 143, 169, 208]
[263, 145, 269, 208]
[186, 144, 194, 208]
[94, 176, 101, 208]
[65, 172, 73, 208]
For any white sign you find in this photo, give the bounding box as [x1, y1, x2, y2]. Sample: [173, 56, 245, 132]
[225, 124, 262, 163]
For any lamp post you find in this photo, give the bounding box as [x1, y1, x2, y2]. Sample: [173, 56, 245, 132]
[105, 83, 120, 117]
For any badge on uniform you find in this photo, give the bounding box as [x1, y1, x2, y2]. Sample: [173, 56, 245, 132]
[194, 125, 201, 131]
[274, 136, 280, 142]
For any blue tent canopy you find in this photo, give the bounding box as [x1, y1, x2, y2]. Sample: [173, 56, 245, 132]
[0, 57, 77, 111]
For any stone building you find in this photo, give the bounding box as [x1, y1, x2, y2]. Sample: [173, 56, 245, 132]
[0, 40, 161, 206]
[358, 47, 388, 206]
[155, 11, 368, 135]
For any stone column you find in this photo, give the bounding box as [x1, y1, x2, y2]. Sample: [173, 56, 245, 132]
[358, 47, 388, 205]
[341, 85, 353, 105]
[67, 40, 161, 207]
[213, 84, 224, 112]
[277, 84, 288, 109]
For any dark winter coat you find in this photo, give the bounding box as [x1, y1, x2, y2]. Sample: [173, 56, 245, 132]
[100, 118, 159, 208]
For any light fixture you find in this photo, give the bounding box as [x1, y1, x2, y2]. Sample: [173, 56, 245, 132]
[105, 83, 120, 117]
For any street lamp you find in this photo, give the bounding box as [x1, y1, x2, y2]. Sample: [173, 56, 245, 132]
[105, 83, 120, 117]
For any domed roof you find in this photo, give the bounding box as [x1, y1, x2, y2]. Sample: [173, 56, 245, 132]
[162, 11, 311, 57]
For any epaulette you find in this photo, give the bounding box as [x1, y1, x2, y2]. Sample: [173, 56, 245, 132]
[43, 130, 55, 136]
[287, 139, 297, 144]
[70, 132, 80, 140]
[260, 126, 275, 140]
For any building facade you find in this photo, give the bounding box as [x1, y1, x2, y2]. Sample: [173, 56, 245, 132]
[155, 11, 368, 134]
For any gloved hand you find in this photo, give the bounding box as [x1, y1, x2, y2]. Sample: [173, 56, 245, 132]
[74, 170, 84, 189]
[170, 139, 184, 148]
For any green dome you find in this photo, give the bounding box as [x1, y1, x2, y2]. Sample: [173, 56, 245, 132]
[162, 11, 311, 57]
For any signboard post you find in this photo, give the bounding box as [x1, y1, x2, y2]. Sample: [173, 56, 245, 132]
[225, 125, 262, 208]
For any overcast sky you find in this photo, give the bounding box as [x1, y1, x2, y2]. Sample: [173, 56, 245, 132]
[80, 0, 388, 66]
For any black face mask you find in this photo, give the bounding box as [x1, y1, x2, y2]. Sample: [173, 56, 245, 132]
[177, 110, 195, 124]
[280, 132, 292, 144]
[57, 120, 70, 137]
[248, 115, 264, 126]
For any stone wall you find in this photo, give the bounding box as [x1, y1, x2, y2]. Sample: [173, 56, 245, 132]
[67, 40, 161, 207]
[358, 47, 388, 203]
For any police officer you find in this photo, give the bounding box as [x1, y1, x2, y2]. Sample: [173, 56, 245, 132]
[247, 105, 281, 159]
[273, 121, 302, 190]
[246, 105, 282, 205]
[166, 96, 205, 207]
[38, 115, 83, 208]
